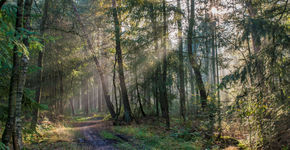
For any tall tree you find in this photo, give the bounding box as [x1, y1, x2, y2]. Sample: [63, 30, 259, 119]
[160, 0, 170, 129]
[149, 2, 160, 117]
[1, 0, 24, 146]
[1, 0, 32, 148]
[187, 0, 207, 109]
[177, 0, 186, 121]
[112, 0, 132, 122]
[14, 0, 33, 149]
[31, 0, 49, 130]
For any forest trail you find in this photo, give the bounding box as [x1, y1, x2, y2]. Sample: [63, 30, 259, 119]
[73, 117, 118, 150]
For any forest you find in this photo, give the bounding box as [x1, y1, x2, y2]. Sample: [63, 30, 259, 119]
[0, 0, 289, 149]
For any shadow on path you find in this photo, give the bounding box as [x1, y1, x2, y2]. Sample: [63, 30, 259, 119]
[73, 117, 118, 150]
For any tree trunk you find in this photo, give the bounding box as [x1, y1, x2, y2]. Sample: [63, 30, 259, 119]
[160, 0, 170, 129]
[71, 1, 116, 118]
[112, 0, 132, 122]
[79, 88, 82, 111]
[135, 73, 146, 117]
[2, 0, 24, 145]
[177, 0, 186, 122]
[211, 32, 216, 91]
[188, 0, 207, 109]
[246, 0, 266, 145]
[31, 0, 49, 130]
[113, 54, 119, 117]
[70, 99, 75, 116]
[149, 3, 160, 117]
[92, 81, 95, 111]
[85, 83, 89, 115]
[98, 83, 102, 112]
[13, 0, 33, 149]
[59, 70, 64, 114]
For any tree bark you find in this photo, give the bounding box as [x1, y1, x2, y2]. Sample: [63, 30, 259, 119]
[79, 88, 82, 111]
[1, 1, 24, 146]
[113, 54, 119, 116]
[177, 0, 186, 122]
[97, 82, 102, 112]
[69, 77, 75, 116]
[188, 0, 207, 109]
[70, 99, 75, 116]
[12, 0, 33, 149]
[31, 0, 49, 130]
[160, 0, 170, 129]
[112, 0, 132, 122]
[85, 83, 89, 115]
[135, 73, 146, 117]
[58, 70, 64, 114]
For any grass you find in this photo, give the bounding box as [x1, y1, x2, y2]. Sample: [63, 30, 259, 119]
[23, 118, 78, 149]
[99, 130, 120, 141]
[112, 124, 203, 150]
[72, 113, 106, 122]
[111, 117, 247, 150]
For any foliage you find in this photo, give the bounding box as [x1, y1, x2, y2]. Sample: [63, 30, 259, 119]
[0, 141, 9, 150]
[113, 124, 202, 150]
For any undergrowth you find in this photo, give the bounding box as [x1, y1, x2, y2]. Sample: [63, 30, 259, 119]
[112, 124, 202, 150]
[111, 117, 246, 150]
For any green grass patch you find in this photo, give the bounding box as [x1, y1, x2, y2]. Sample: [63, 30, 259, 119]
[72, 113, 106, 122]
[113, 125, 202, 150]
[99, 131, 119, 141]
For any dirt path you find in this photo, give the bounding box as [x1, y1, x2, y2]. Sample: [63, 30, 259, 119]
[74, 118, 118, 150]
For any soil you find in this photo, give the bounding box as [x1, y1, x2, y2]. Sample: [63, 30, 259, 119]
[73, 117, 118, 150]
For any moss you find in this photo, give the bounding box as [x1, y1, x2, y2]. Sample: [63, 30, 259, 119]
[99, 131, 119, 140]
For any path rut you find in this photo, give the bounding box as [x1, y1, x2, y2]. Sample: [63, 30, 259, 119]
[74, 118, 118, 150]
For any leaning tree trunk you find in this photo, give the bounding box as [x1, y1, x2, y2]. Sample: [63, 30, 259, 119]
[112, 0, 132, 122]
[188, 0, 207, 109]
[177, 0, 186, 121]
[31, 0, 49, 130]
[1, 0, 24, 146]
[71, 1, 116, 118]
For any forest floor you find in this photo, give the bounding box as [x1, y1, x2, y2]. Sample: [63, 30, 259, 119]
[73, 116, 118, 150]
[21, 114, 245, 150]
[23, 114, 121, 150]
